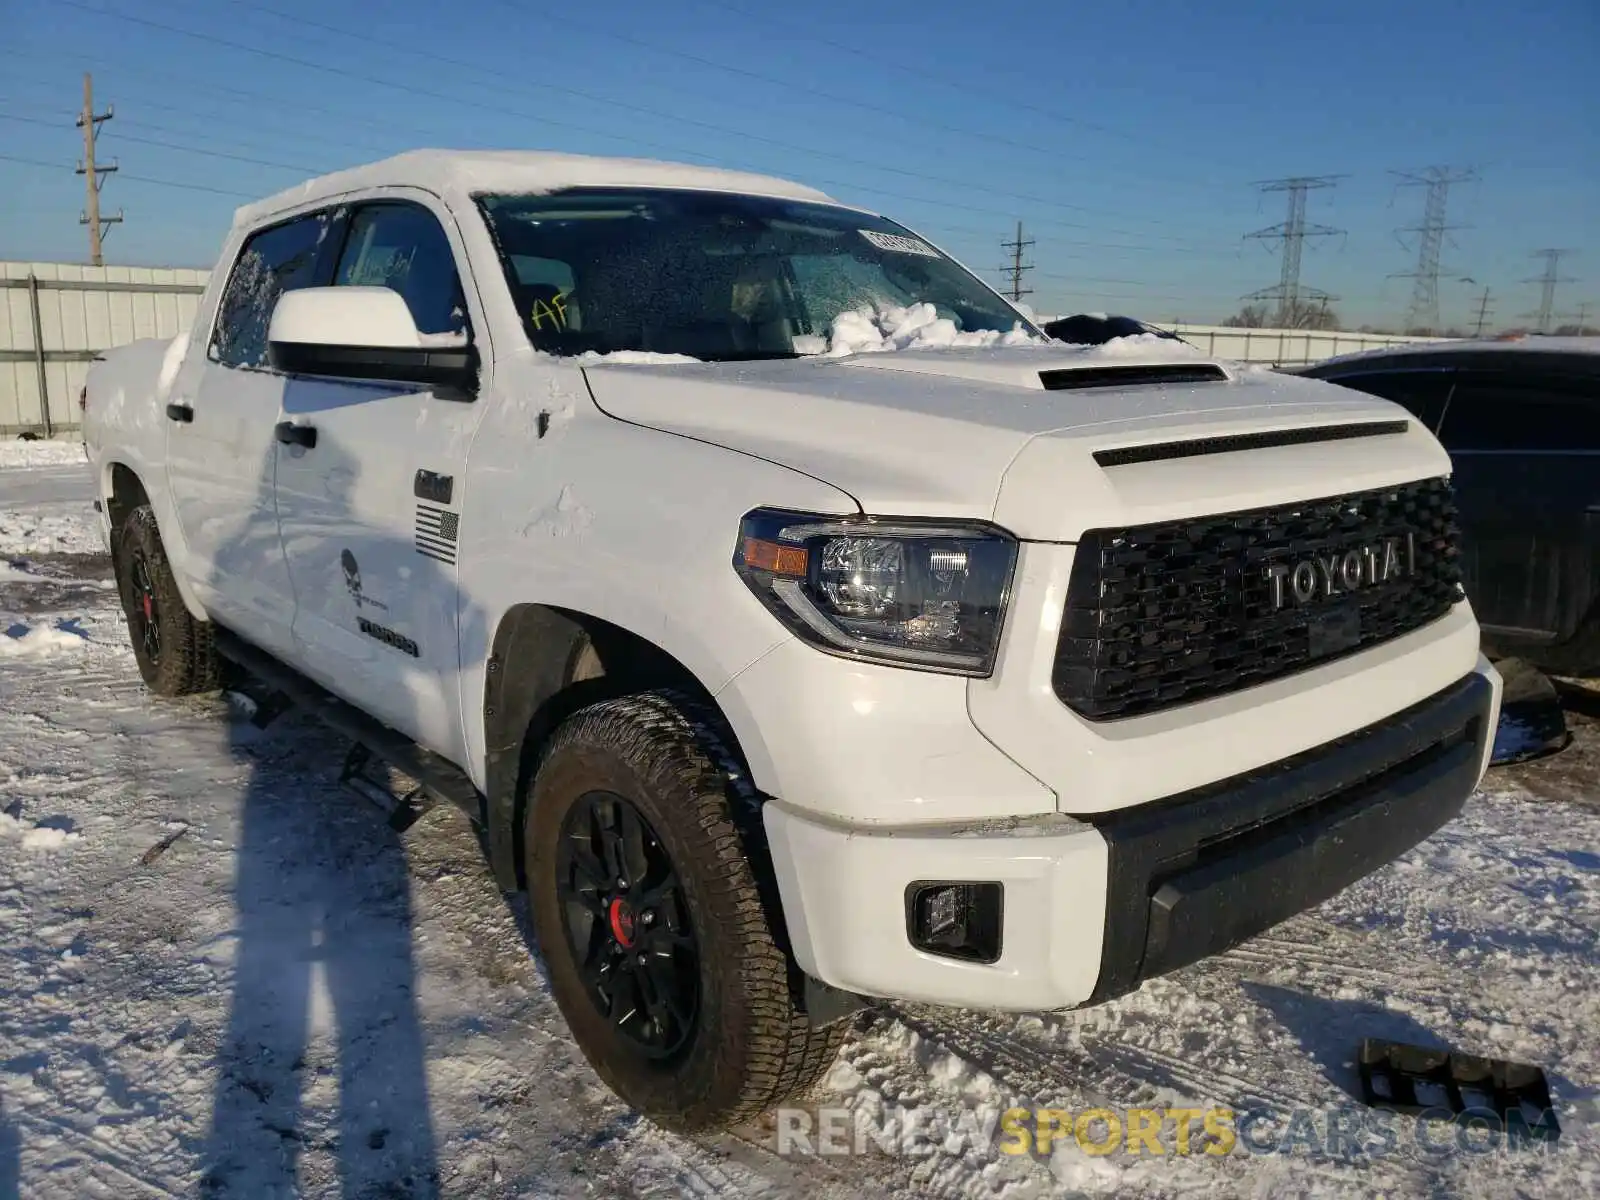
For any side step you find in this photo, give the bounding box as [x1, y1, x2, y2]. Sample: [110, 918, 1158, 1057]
[215, 628, 484, 825]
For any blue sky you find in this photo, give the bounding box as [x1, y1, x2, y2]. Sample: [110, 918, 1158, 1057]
[3, 0, 1596, 328]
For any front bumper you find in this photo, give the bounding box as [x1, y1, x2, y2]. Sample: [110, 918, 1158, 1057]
[766, 661, 1499, 1011]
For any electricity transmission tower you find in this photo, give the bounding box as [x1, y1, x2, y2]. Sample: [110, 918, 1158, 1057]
[1470, 286, 1494, 337]
[75, 72, 121, 266]
[1390, 166, 1476, 334]
[1524, 249, 1576, 333]
[1244, 176, 1343, 327]
[1000, 221, 1034, 303]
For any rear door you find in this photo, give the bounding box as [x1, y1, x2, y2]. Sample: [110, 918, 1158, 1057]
[164, 211, 333, 658]
[1435, 368, 1600, 644]
[272, 197, 487, 762]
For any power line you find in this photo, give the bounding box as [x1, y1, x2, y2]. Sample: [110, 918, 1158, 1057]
[691, 0, 1250, 189]
[0, 151, 259, 198]
[75, 72, 120, 265]
[506, 0, 1204, 206]
[1390, 166, 1476, 334]
[0, 90, 401, 163]
[7, 69, 1253, 260]
[1243, 176, 1344, 326]
[54, 0, 1231, 246]
[1524, 249, 1576, 333]
[195, 0, 1240, 241]
[1000, 221, 1035, 302]
[0, 52, 467, 153]
[0, 111, 323, 174]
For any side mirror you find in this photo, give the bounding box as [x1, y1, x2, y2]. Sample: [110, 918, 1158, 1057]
[267, 286, 478, 392]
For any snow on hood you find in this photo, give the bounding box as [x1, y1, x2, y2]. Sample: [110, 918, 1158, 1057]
[822, 303, 1041, 357]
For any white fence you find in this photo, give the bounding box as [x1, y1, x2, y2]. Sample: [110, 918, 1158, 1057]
[1, 261, 210, 437]
[1157, 324, 1447, 367]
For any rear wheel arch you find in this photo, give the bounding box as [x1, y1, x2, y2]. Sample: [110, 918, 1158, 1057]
[103, 460, 209, 622]
[104, 461, 150, 562]
[481, 604, 745, 891]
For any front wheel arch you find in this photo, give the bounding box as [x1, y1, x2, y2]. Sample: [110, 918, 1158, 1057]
[481, 605, 742, 892]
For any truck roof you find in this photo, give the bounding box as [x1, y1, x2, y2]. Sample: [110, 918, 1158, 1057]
[231, 149, 839, 230]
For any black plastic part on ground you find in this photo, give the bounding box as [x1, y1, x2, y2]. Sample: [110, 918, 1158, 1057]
[1357, 1037, 1560, 1142]
[1488, 657, 1573, 767]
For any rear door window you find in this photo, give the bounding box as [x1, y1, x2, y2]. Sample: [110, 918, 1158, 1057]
[211, 213, 330, 369]
[1437, 372, 1600, 452]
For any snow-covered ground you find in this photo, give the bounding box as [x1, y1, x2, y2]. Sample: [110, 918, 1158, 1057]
[2, 452, 1597, 1199]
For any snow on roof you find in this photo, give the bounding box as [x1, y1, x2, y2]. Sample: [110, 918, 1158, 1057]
[231, 149, 837, 229]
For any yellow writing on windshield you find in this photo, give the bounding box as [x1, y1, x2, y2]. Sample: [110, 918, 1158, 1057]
[530, 292, 569, 330]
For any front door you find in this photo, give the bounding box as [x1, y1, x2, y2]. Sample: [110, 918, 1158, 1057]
[165, 211, 333, 659]
[272, 199, 487, 762]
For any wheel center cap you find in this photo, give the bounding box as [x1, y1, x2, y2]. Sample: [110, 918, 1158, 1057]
[607, 896, 636, 948]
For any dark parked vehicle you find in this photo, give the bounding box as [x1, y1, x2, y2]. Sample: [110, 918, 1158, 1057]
[1299, 337, 1600, 677]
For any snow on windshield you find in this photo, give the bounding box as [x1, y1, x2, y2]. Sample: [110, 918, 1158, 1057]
[821, 303, 1043, 357]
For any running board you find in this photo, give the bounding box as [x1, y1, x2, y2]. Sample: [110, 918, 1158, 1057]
[214, 628, 483, 825]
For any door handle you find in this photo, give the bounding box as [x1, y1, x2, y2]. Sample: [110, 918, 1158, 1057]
[274, 421, 317, 449]
[165, 402, 193, 423]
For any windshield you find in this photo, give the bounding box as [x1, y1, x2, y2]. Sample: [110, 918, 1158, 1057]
[477, 188, 1039, 362]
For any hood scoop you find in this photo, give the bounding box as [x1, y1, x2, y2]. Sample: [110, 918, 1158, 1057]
[1040, 363, 1229, 390]
[1092, 419, 1412, 468]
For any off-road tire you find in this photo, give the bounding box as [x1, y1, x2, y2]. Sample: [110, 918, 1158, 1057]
[115, 504, 220, 696]
[526, 690, 845, 1133]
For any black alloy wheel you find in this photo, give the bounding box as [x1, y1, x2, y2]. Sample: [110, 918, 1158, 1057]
[525, 689, 848, 1132]
[114, 504, 219, 696]
[128, 548, 162, 665]
[556, 790, 699, 1059]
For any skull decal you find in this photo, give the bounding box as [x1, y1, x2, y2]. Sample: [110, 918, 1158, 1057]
[341, 549, 362, 601]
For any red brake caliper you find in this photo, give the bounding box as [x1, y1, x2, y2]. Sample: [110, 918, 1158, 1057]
[607, 896, 636, 949]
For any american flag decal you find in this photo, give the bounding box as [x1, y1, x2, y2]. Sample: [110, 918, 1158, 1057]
[415, 503, 459, 565]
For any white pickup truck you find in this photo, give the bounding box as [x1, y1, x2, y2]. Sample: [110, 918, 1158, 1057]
[83, 149, 1501, 1132]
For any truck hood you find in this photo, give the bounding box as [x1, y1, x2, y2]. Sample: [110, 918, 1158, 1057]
[581, 345, 1452, 541]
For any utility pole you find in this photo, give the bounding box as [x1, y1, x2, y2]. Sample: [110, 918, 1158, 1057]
[1243, 176, 1343, 327]
[75, 72, 121, 266]
[1000, 220, 1034, 303]
[1524, 249, 1575, 333]
[1471, 286, 1493, 337]
[1390, 166, 1476, 335]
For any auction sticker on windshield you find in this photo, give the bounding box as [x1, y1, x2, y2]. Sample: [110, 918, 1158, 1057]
[859, 230, 941, 257]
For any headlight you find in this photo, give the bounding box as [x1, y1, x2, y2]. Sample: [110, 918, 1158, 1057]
[733, 508, 1018, 675]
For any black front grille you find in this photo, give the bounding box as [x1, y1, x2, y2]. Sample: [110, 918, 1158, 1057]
[1053, 477, 1464, 720]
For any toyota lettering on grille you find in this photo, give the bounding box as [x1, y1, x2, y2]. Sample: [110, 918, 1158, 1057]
[1265, 533, 1416, 610]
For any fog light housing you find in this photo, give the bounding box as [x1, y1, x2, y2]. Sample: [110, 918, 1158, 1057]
[905, 881, 1003, 964]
